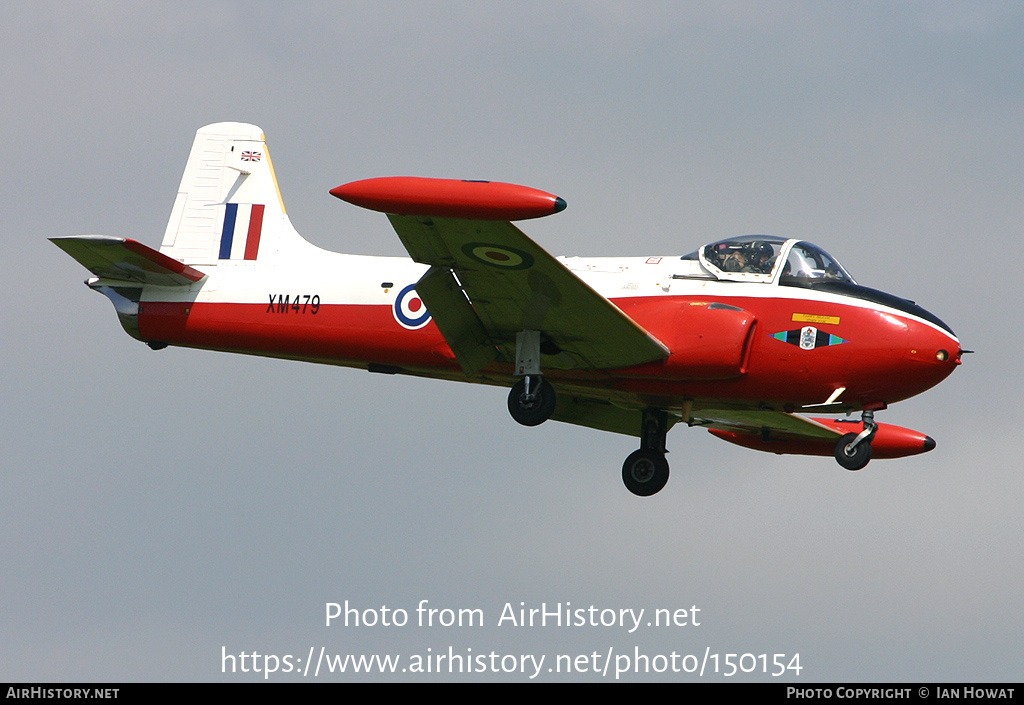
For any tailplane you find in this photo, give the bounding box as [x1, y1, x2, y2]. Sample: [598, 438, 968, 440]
[48, 235, 202, 344]
[50, 235, 206, 286]
[52, 123, 311, 344]
[159, 122, 307, 264]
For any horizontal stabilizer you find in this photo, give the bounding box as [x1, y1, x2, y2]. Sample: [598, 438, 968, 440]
[51, 235, 205, 286]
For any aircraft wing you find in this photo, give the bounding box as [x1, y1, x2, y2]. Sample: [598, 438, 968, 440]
[387, 214, 670, 375]
[691, 408, 841, 439]
[551, 393, 681, 437]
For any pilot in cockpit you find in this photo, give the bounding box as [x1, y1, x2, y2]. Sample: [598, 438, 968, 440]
[698, 237, 854, 284]
[721, 248, 747, 272]
[716, 241, 775, 274]
[742, 241, 775, 274]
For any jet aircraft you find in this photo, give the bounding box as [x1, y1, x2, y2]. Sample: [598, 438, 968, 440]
[53, 123, 964, 496]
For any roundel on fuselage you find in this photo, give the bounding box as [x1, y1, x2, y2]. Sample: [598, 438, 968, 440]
[393, 283, 431, 330]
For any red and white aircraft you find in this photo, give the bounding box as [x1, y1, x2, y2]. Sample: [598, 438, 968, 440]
[53, 122, 964, 496]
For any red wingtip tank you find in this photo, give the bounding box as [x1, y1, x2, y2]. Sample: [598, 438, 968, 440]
[330, 176, 566, 221]
[709, 419, 936, 459]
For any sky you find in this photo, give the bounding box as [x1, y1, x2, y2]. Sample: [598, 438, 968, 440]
[3, 1, 1022, 682]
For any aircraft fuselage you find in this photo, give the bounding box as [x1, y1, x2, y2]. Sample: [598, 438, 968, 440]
[55, 122, 963, 496]
[129, 248, 959, 414]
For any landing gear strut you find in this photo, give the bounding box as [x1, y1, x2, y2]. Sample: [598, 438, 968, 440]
[834, 409, 878, 471]
[622, 408, 670, 496]
[506, 330, 556, 426]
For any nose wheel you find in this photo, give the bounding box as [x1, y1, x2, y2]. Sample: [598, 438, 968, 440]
[834, 409, 878, 471]
[834, 433, 872, 470]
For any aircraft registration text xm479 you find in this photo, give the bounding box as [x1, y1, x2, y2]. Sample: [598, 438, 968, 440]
[53, 123, 965, 496]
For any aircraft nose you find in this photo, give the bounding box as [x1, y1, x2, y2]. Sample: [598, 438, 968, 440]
[905, 317, 962, 377]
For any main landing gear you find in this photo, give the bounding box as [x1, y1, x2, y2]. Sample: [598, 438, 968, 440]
[834, 409, 878, 471]
[504, 331, 672, 496]
[506, 330, 557, 427]
[622, 408, 670, 496]
[507, 375, 556, 426]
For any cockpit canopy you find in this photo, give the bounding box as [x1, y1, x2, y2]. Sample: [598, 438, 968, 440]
[686, 236, 856, 285]
[679, 235, 957, 335]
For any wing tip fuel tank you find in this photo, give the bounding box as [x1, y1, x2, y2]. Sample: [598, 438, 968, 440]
[708, 420, 936, 459]
[330, 176, 566, 221]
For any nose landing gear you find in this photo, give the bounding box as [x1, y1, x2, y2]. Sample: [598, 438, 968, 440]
[834, 409, 879, 471]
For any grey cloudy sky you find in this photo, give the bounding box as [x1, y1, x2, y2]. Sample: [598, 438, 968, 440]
[3, 1, 1021, 681]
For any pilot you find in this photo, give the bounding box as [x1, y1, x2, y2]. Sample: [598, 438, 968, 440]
[741, 242, 775, 274]
[721, 249, 747, 272]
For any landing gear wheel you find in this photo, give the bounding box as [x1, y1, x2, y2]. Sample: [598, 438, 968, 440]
[507, 376, 556, 426]
[834, 432, 872, 471]
[621, 449, 670, 496]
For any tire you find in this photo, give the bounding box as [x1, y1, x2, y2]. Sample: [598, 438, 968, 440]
[507, 377, 556, 426]
[834, 432, 872, 471]
[621, 449, 670, 496]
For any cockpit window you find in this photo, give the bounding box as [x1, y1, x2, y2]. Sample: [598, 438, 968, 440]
[687, 236, 857, 286]
[779, 242, 854, 285]
[698, 236, 787, 282]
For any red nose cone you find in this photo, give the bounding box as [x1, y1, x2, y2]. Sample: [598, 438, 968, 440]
[330, 176, 566, 221]
[903, 319, 962, 395]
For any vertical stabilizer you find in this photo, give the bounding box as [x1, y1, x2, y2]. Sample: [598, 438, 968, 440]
[160, 122, 305, 264]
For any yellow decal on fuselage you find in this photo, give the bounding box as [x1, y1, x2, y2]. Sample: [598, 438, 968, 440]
[792, 313, 840, 326]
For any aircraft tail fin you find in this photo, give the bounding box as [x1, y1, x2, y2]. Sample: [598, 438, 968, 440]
[159, 122, 307, 264]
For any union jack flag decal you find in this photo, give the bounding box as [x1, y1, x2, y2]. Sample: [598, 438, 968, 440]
[241, 150, 261, 162]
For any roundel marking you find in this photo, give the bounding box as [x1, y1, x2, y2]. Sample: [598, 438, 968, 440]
[461, 242, 535, 270]
[393, 283, 432, 330]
